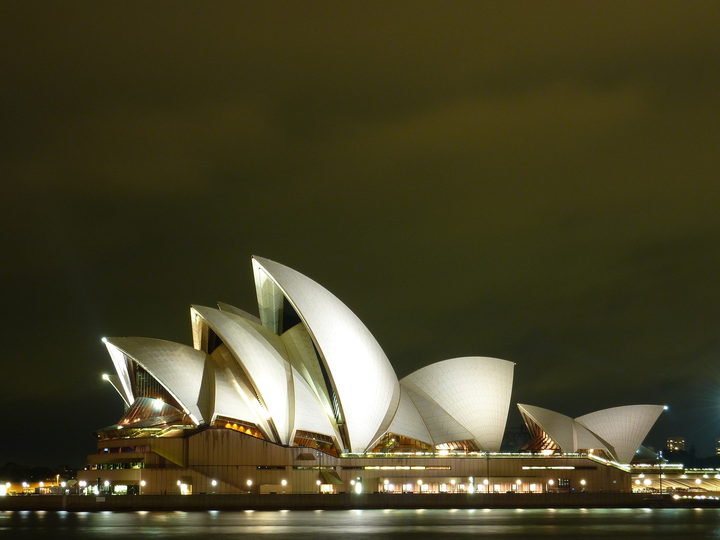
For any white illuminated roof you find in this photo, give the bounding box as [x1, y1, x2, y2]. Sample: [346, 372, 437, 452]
[402, 357, 514, 452]
[292, 366, 338, 442]
[103, 373, 133, 407]
[192, 305, 293, 445]
[281, 324, 334, 419]
[211, 357, 256, 425]
[386, 387, 433, 446]
[104, 337, 208, 425]
[519, 403, 665, 462]
[518, 403, 608, 454]
[104, 339, 134, 405]
[517, 404, 577, 451]
[99, 256, 668, 462]
[576, 405, 665, 463]
[402, 385, 474, 445]
[217, 302, 262, 325]
[252, 256, 401, 453]
[254, 263, 284, 334]
[575, 422, 613, 454]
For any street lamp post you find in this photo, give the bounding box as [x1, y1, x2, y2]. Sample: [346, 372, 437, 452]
[486, 452, 491, 493]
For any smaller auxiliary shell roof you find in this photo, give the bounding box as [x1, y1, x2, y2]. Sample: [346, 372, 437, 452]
[518, 403, 666, 463]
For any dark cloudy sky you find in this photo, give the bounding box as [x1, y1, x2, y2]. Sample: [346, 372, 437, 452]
[2, 2, 720, 467]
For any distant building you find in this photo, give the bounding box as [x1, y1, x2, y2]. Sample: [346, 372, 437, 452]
[667, 437, 685, 452]
[716, 438, 720, 456]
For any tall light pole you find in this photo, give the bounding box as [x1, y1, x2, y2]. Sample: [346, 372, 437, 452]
[486, 451, 491, 493]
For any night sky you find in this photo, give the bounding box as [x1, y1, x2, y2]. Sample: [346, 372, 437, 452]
[2, 2, 720, 468]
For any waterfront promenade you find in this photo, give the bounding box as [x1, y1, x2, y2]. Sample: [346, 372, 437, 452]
[0, 492, 707, 511]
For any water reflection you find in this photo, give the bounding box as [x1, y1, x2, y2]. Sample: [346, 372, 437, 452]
[2, 508, 720, 539]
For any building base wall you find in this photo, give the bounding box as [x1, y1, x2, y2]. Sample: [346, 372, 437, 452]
[78, 428, 632, 497]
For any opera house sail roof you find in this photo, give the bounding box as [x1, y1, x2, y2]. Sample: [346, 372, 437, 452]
[518, 403, 666, 463]
[98, 256, 662, 461]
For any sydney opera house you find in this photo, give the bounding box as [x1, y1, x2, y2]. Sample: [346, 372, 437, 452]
[78, 256, 665, 496]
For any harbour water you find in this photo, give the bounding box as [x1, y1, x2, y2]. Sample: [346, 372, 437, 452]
[3, 507, 720, 539]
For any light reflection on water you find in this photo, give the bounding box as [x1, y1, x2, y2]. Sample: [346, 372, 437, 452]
[2, 508, 720, 539]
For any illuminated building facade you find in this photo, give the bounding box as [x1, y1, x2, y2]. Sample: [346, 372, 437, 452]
[667, 437, 686, 452]
[79, 257, 663, 496]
